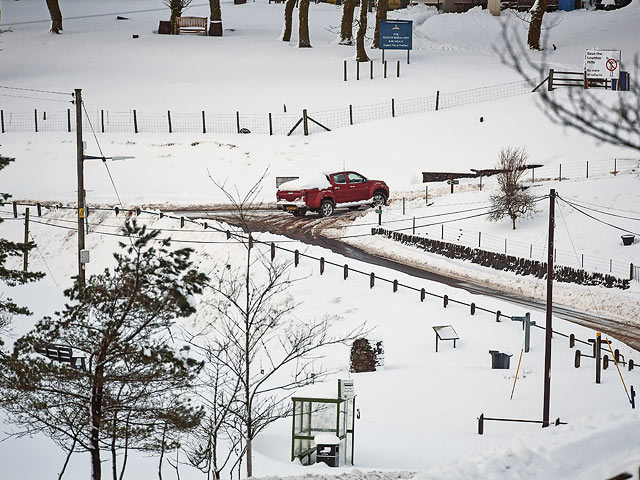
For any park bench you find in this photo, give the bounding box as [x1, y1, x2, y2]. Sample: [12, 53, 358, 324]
[174, 16, 208, 35]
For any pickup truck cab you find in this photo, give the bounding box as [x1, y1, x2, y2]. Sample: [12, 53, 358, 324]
[276, 171, 389, 217]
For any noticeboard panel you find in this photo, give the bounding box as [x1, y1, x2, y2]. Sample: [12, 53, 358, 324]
[380, 20, 413, 50]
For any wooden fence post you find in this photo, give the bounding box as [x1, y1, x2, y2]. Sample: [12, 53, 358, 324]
[67, 108, 72, 132]
[34, 109, 38, 132]
[548, 68, 554, 91]
[384, 60, 387, 78]
[343, 264, 349, 280]
[435, 91, 439, 111]
[133, 109, 138, 133]
[344, 60, 347, 81]
[12, 201, 17, 218]
[370, 272, 375, 288]
[470, 302, 475, 315]
[271, 242, 276, 261]
[631, 262, 634, 280]
[23, 207, 29, 274]
[478, 232, 481, 248]
[295, 249, 300, 267]
[37, 203, 42, 216]
[168, 110, 172, 133]
[236, 111, 240, 134]
[302, 109, 309, 136]
[393, 279, 398, 292]
[0, 110, 4, 133]
[320, 257, 325, 274]
[269, 113, 273, 136]
[420, 288, 426, 302]
[586, 161, 589, 178]
[391, 98, 395, 117]
[370, 60, 373, 80]
[443, 294, 448, 308]
[101, 110, 105, 133]
[496, 310, 501, 322]
[349, 105, 353, 125]
[357, 61, 360, 80]
[397, 60, 400, 77]
[202, 111, 207, 133]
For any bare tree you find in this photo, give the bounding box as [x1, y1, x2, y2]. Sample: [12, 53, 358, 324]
[282, 0, 296, 42]
[356, 0, 370, 62]
[299, 0, 312, 47]
[503, 25, 640, 152]
[205, 173, 366, 477]
[373, 0, 388, 49]
[488, 147, 537, 230]
[164, 0, 194, 29]
[527, 0, 547, 50]
[339, 0, 358, 45]
[46, 0, 63, 33]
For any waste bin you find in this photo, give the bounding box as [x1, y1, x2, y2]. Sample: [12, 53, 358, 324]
[621, 234, 635, 246]
[489, 350, 512, 369]
[314, 434, 340, 467]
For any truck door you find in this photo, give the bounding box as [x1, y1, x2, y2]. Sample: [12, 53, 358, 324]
[330, 173, 349, 204]
[347, 172, 369, 202]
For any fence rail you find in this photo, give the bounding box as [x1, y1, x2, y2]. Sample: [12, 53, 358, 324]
[0, 79, 534, 135]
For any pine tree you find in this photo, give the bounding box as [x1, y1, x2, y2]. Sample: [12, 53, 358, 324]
[0, 221, 208, 480]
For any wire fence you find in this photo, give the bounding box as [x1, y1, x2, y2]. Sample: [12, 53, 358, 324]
[2, 201, 599, 349]
[0, 79, 533, 135]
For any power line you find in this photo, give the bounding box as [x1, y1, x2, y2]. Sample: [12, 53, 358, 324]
[557, 196, 640, 237]
[0, 93, 73, 103]
[81, 101, 124, 207]
[0, 85, 72, 96]
[557, 196, 640, 221]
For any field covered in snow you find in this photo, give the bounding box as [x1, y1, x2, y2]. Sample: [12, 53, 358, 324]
[1, 0, 640, 479]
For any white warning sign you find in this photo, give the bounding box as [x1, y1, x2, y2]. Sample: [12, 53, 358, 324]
[584, 49, 621, 80]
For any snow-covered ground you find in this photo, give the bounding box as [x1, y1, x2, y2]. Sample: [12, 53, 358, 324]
[1, 0, 639, 479]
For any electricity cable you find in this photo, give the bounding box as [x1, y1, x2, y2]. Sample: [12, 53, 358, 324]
[556, 197, 640, 221]
[28, 231, 59, 287]
[81, 101, 124, 207]
[0, 85, 72, 96]
[0, 93, 73, 103]
[557, 195, 640, 236]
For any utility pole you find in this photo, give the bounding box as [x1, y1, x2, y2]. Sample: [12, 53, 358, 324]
[75, 88, 86, 285]
[542, 189, 555, 427]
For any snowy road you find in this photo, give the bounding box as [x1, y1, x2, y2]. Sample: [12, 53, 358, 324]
[188, 208, 640, 351]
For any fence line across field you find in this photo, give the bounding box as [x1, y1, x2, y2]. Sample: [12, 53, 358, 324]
[0, 79, 534, 135]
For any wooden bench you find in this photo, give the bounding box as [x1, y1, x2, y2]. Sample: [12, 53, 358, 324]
[409, 0, 442, 8]
[174, 16, 208, 35]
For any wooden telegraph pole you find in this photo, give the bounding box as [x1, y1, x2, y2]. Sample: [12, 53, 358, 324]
[75, 88, 86, 285]
[542, 189, 555, 427]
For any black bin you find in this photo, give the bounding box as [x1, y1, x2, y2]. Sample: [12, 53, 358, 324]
[316, 443, 339, 467]
[489, 350, 512, 369]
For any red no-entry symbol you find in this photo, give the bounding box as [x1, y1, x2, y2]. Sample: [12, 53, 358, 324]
[606, 58, 618, 73]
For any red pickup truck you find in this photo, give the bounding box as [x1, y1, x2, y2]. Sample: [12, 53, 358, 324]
[276, 171, 389, 217]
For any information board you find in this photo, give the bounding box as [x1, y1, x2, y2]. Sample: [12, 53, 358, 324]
[380, 20, 413, 51]
[584, 49, 621, 80]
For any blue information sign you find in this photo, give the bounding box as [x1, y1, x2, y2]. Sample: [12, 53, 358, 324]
[380, 19, 412, 51]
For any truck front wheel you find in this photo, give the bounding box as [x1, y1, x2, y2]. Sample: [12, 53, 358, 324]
[319, 199, 335, 217]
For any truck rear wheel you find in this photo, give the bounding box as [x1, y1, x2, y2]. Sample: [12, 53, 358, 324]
[320, 199, 334, 217]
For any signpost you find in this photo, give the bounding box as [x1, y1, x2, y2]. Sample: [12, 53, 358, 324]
[584, 49, 621, 82]
[380, 19, 413, 64]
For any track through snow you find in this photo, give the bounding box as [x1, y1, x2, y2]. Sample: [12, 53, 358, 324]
[196, 209, 640, 351]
